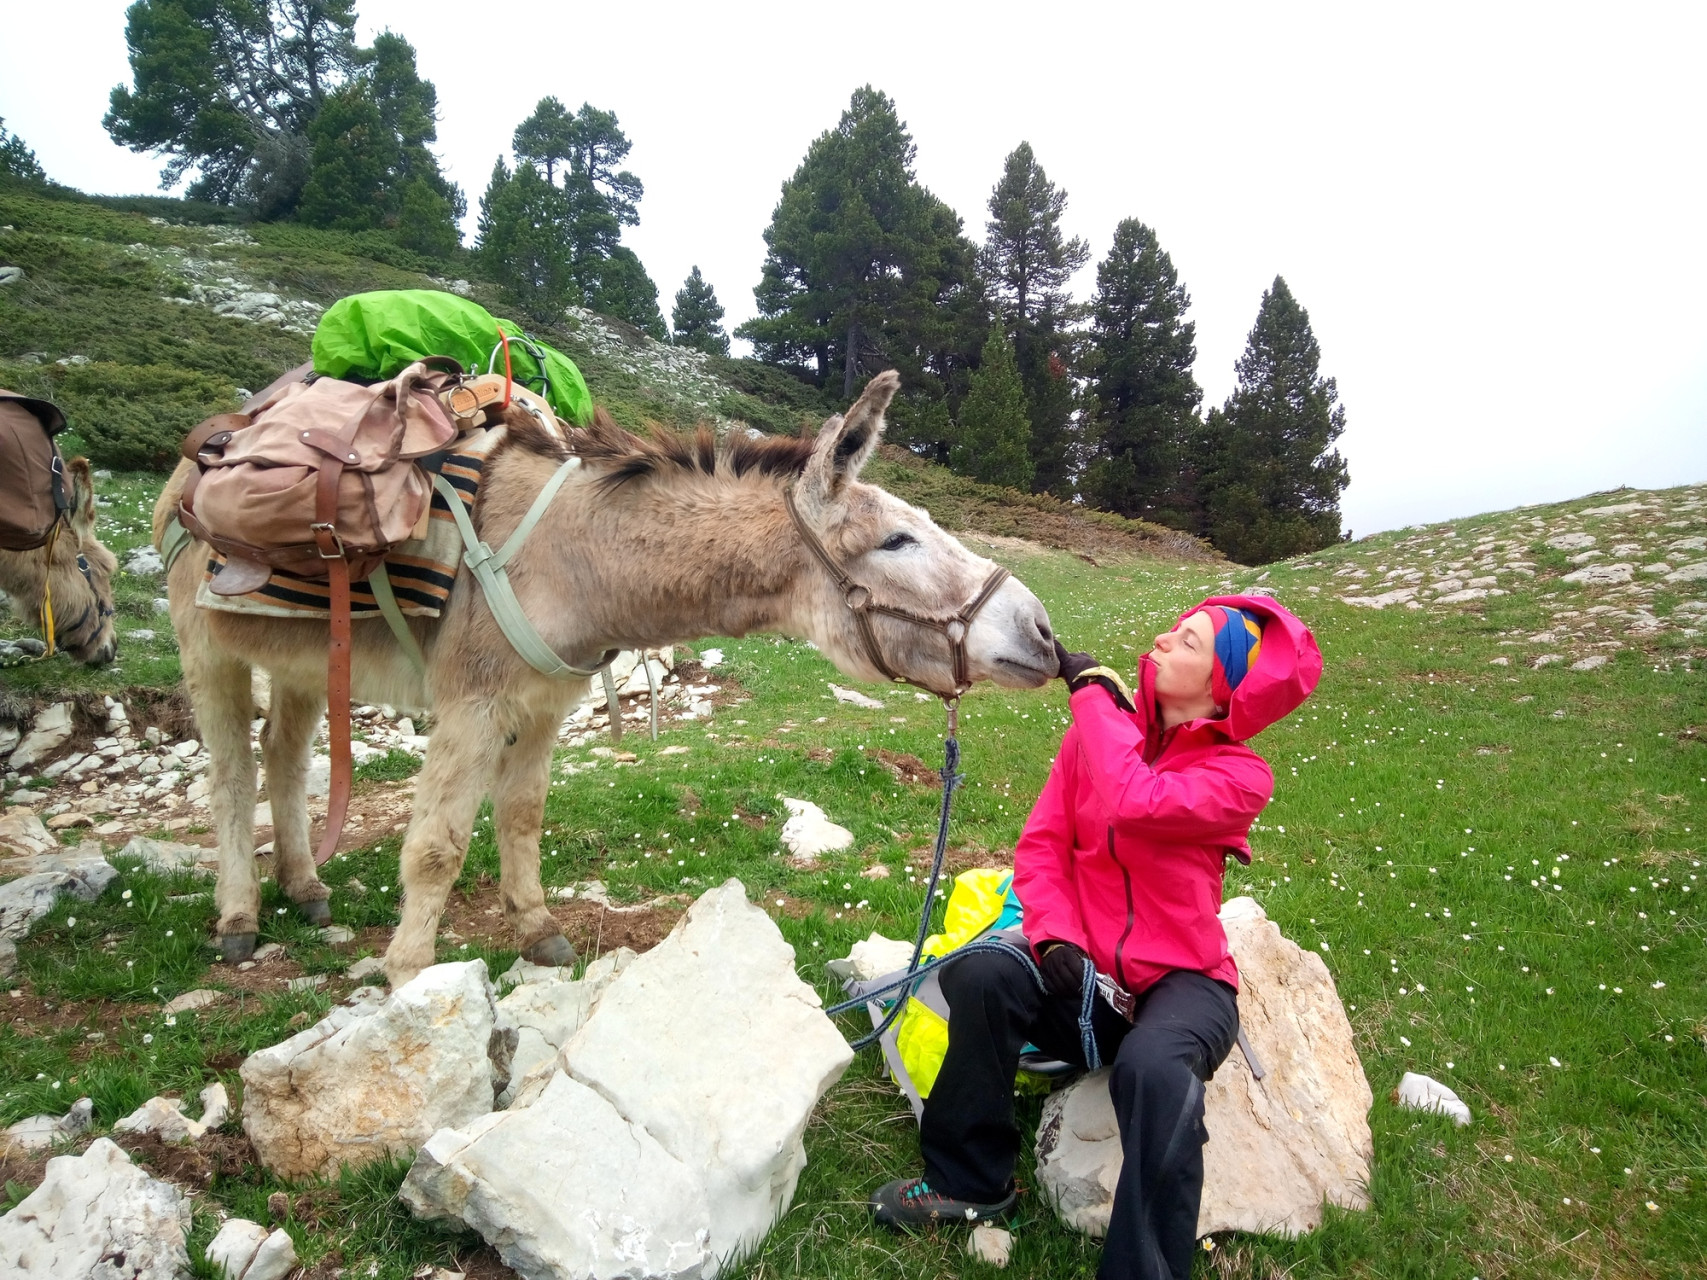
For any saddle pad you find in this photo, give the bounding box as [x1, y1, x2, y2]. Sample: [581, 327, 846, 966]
[194, 428, 497, 620]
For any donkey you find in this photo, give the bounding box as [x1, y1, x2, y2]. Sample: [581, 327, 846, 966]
[0, 455, 119, 666]
[153, 371, 1058, 985]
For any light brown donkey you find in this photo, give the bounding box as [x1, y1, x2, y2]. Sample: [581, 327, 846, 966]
[0, 454, 119, 666]
[153, 371, 1058, 984]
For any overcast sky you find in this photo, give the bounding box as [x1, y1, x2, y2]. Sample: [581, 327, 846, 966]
[5, 1, 1704, 536]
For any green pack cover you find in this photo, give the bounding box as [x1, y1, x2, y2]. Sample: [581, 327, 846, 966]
[311, 289, 593, 427]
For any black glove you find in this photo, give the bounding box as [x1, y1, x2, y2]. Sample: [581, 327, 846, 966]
[1054, 640, 1136, 712]
[1038, 940, 1091, 1002]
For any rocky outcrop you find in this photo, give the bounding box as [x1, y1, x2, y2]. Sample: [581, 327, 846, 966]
[0, 843, 117, 940]
[0, 1137, 191, 1278]
[114, 1083, 231, 1143]
[7, 702, 73, 770]
[1035, 897, 1372, 1239]
[240, 961, 504, 1178]
[494, 948, 634, 1105]
[403, 880, 854, 1280]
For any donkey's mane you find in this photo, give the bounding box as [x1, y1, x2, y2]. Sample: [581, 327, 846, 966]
[492, 406, 817, 491]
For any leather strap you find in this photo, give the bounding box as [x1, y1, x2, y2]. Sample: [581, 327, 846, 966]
[180, 414, 247, 463]
[310, 404, 364, 867]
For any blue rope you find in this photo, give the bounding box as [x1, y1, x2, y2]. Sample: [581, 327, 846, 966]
[824, 730, 1102, 1065]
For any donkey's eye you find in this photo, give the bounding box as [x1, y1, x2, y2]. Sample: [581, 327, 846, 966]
[878, 533, 916, 552]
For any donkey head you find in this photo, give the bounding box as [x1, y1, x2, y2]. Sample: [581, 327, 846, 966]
[49, 457, 118, 665]
[791, 372, 1057, 695]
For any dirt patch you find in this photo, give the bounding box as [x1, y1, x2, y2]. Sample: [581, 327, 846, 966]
[114, 1128, 258, 1189]
[4, 988, 158, 1050]
[875, 749, 938, 787]
[0, 1146, 51, 1196]
[433, 880, 685, 962]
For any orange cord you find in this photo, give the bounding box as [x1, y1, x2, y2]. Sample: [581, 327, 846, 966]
[497, 325, 514, 409]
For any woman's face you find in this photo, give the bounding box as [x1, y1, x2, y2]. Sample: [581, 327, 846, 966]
[1150, 611, 1217, 709]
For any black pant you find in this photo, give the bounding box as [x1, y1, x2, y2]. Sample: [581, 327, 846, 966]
[920, 952, 1239, 1280]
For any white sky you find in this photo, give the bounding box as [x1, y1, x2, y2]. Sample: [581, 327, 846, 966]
[5, 1, 1705, 537]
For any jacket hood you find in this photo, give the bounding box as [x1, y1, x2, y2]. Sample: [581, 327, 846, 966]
[1184, 595, 1322, 741]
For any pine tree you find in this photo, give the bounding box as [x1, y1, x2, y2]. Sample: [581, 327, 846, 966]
[0, 118, 45, 181]
[951, 329, 1034, 490]
[592, 247, 668, 340]
[477, 159, 575, 319]
[1080, 219, 1202, 526]
[672, 267, 730, 355]
[982, 143, 1089, 496]
[296, 84, 389, 229]
[1198, 277, 1350, 564]
[738, 87, 983, 400]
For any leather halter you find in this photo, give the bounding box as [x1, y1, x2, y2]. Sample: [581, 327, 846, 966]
[785, 485, 1011, 700]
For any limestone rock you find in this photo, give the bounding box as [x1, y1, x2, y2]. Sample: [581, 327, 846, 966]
[1665, 561, 1707, 583]
[114, 1083, 230, 1142]
[1, 1097, 93, 1156]
[119, 835, 217, 876]
[779, 797, 854, 862]
[406, 880, 854, 1277]
[241, 960, 502, 1177]
[242, 1228, 297, 1280]
[1561, 562, 1634, 586]
[1546, 532, 1596, 550]
[0, 1137, 191, 1278]
[163, 988, 226, 1015]
[968, 1223, 1012, 1268]
[1034, 897, 1372, 1239]
[206, 1217, 269, 1278]
[828, 683, 884, 708]
[0, 846, 118, 940]
[825, 932, 916, 982]
[8, 702, 73, 770]
[124, 545, 165, 575]
[0, 810, 56, 861]
[0, 937, 15, 979]
[1395, 1072, 1472, 1125]
[1339, 588, 1417, 609]
[495, 948, 634, 1105]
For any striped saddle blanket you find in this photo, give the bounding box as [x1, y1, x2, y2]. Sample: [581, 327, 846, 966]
[194, 428, 497, 620]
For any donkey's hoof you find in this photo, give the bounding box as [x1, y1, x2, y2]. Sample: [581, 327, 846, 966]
[520, 933, 577, 968]
[296, 898, 332, 927]
[221, 932, 258, 964]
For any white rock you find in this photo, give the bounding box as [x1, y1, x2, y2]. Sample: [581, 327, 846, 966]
[620, 658, 671, 699]
[319, 924, 355, 944]
[825, 932, 916, 982]
[171, 739, 200, 759]
[1570, 654, 1610, 671]
[407, 881, 854, 1276]
[241, 960, 504, 1178]
[114, 1082, 229, 1142]
[1435, 588, 1498, 603]
[1395, 1072, 1472, 1126]
[968, 1223, 1012, 1268]
[828, 683, 884, 708]
[1546, 532, 1596, 550]
[1, 1097, 92, 1155]
[243, 1227, 298, 1280]
[1338, 588, 1418, 610]
[699, 648, 724, 667]
[1667, 535, 1707, 553]
[0, 938, 15, 979]
[0, 725, 17, 756]
[206, 1217, 270, 1279]
[0, 847, 118, 940]
[1035, 898, 1372, 1239]
[779, 797, 854, 861]
[1580, 501, 1649, 516]
[124, 545, 165, 575]
[0, 809, 56, 860]
[1665, 561, 1707, 583]
[115, 836, 215, 876]
[163, 988, 225, 1015]
[0, 1138, 191, 1277]
[9, 702, 74, 770]
[304, 755, 331, 798]
[345, 955, 386, 980]
[1561, 562, 1634, 585]
[495, 948, 635, 1103]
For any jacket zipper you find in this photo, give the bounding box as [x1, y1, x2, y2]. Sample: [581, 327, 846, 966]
[1110, 825, 1136, 990]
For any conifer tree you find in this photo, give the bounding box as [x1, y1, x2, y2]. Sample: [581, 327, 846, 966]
[1080, 218, 1202, 526]
[1197, 277, 1349, 563]
[982, 142, 1089, 496]
[592, 247, 668, 340]
[0, 118, 45, 181]
[951, 329, 1034, 490]
[739, 87, 982, 399]
[672, 267, 730, 355]
[477, 159, 574, 318]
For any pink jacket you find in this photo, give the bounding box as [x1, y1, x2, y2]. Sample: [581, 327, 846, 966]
[1013, 596, 1322, 994]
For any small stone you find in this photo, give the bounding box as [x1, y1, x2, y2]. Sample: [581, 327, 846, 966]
[163, 988, 226, 1015]
[207, 1217, 269, 1278]
[9, 702, 74, 770]
[286, 973, 327, 992]
[0, 938, 15, 979]
[969, 1223, 1013, 1267]
[47, 811, 92, 830]
[252, 942, 285, 961]
[779, 797, 854, 861]
[345, 955, 385, 980]
[124, 545, 165, 575]
[267, 1190, 290, 1221]
[1570, 654, 1610, 671]
[319, 924, 355, 944]
[1395, 1072, 1472, 1126]
[860, 864, 891, 879]
[244, 1227, 298, 1280]
[828, 683, 884, 709]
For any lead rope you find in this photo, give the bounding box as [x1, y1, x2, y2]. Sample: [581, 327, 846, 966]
[824, 699, 1102, 1068]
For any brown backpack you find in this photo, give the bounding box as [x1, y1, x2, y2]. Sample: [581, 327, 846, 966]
[177, 359, 463, 864]
[0, 390, 70, 552]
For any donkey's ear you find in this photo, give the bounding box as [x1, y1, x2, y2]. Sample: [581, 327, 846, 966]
[64, 456, 97, 539]
[798, 370, 899, 512]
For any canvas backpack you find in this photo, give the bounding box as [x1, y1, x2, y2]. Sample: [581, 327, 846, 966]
[0, 389, 70, 552]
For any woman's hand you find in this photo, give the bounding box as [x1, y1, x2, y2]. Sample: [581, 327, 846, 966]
[1038, 939, 1092, 1001]
[1054, 641, 1136, 712]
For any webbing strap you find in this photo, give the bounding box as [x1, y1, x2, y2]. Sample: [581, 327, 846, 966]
[368, 563, 426, 674]
[158, 514, 194, 576]
[431, 467, 606, 680]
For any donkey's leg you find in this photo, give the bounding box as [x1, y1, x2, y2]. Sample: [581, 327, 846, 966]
[261, 680, 331, 924]
[490, 694, 577, 966]
[385, 699, 500, 986]
[187, 649, 263, 961]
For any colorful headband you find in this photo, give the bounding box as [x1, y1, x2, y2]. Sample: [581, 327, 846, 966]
[1198, 605, 1264, 707]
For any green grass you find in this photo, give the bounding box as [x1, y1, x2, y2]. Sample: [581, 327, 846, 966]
[12, 485, 1703, 1276]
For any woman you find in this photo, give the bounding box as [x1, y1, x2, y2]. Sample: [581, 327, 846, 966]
[870, 595, 1322, 1280]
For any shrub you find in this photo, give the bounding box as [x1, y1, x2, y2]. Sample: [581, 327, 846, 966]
[50, 362, 239, 471]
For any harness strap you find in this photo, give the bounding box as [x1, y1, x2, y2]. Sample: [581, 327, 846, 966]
[368, 563, 426, 674]
[312, 434, 356, 867]
[38, 520, 61, 657]
[430, 466, 609, 681]
[159, 513, 194, 576]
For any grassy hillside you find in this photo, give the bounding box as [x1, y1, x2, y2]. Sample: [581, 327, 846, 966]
[3, 180, 1704, 1277]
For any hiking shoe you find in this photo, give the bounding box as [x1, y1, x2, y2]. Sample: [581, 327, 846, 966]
[869, 1176, 1016, 1229]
